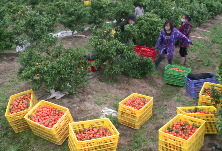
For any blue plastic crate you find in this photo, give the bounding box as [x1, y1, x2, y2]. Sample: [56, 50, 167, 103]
[185, 73, 218, 98]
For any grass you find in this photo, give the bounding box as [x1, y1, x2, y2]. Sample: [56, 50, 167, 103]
[0, 73, 70, 151]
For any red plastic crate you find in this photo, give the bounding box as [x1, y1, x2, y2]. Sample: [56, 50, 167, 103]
[78, 59, 102, 72]
[134, 45, 156, 62]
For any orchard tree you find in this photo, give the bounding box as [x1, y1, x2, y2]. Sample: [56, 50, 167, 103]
[17, 36, 90, 93]
[59, 1, 89, 34]
[90, 26, 154, 79]
[0, 6, 14, 51]
[135, 12, 164, 47]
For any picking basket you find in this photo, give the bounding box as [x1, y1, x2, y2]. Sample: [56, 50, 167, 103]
[24, 100, 74, 145]
[198, 82, 222, 108]
[68, 118, 119, 151]
[159, 114, 205, 151]
[5, 89, 38, 133]
[164, 65, 191, 86]
[177, 106, 218, 134]
[185, 73, 218, 98]
[134, 45, 156, 62]
[118, 93, 153, 129]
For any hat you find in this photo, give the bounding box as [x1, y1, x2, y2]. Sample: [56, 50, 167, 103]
[128, 14, 137, 21]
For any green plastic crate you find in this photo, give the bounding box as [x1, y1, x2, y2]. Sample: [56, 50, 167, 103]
[164, 65, 191, 86]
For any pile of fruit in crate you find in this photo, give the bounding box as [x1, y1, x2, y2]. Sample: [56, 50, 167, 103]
[169, 68, 188, 72]
[203, 86, 222, 96]
[123, 97, 150, 110]
[28, 106, 65, 128]
[74, 127, 112, 141]
[165, 120, 199, 140]
[183, 107, 217, 114]
[9, 93, 31, 114]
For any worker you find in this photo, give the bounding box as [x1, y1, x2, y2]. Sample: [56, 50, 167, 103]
[119, 14, 137, 45]
[134, 2, 144, 17]
[179, 14, 192, 65]
[154, 20, 192, 71]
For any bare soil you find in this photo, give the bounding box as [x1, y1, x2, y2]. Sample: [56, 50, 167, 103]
[1, 15, 222, 151]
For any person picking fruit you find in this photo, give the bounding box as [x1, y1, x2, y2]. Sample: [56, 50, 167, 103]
[154, 20, 192, 71]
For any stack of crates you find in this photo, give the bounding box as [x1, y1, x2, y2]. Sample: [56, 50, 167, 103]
[159, 114, 205, 151]
[164, 64, 191, 86]
[198, 82, 222, 108]
[118, 93, 153, 129]
[177, 106, 218, 134]
[5, 89, 38, 133]
[24, 100, 74, 145]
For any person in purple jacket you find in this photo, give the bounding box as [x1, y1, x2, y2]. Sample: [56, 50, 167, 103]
[179, 14, 192, 65]
[154, 20, 192, 71]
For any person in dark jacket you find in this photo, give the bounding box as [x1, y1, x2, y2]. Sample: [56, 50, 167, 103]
[179, 14, 192, 65]
[119, 14, 137, 45]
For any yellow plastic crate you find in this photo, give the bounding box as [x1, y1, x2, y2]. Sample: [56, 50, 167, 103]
[118, 93, 153, 129]
[84, 1, 91, 5]
[177, 106, 218, 134]
[5, 89, 38, 133]
[198, 82, 222, 108]
[68, 118, 119, 151]
[24, 100, 74, 145]
[159, 114, 205, 151]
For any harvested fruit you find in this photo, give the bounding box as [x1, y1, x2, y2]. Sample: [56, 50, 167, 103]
[28, 106, 65, 128]
[9, 93, 31, 114]
[124, 97, 150, 110]
[165, 121, 199, 140]
[169, 68, 187, 72]
[183, 107, 217, 114]
[203, 87, 222, 96]
[74, 127, 112, 141]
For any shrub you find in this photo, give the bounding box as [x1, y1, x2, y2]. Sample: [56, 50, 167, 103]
[183, 2, 210, 27]
[90, 26, 154, 79]
[216, 105, 222, 135]
[59, 1, 89, 33]
[200, 0, 222, 17]
[17, 37, 90, 93]
[142, 0, 185, 28]
[12, 9, 56, 46]
[135, 12, 164, 47]
[88, 0, 114, 29]
[0, 6, 14, 51]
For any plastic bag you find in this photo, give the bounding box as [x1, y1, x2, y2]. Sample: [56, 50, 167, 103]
[100, 107, 118, 118]
[16, 40, 30, 52]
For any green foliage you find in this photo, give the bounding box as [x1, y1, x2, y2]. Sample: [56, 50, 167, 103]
[112, 1, 135, 25]
[0, 6, 14, 51]
[90, 26, 154, 79]
[199, 0, 222, 17]
[142, 0, 185, 28]
[135, 12, 164, 47]
[183, 2, 210, 26]
[115, 24, 139, 44]
[216, 58, 222, 84]
[215, 105, 222, 135]
[59, 1, 89, 33]
[88, 0, 114, 28]
[12, 10, 56, 45]
[17, 37, 90, 93]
